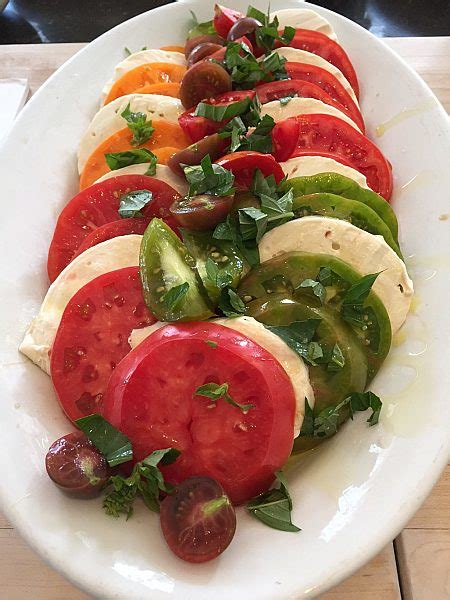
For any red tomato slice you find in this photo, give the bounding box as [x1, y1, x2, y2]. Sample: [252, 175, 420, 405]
[286, 62, 362, 123]
[73, 218, 149, 258]
[50, 267, 155, 423]
[102, 322, 296, 504]
[215, 151, 285, 191]
[178, 90, 256, 142]
[284, 29, 360, 99]
[272, 115, 393, 199]
[47, 176, 181, 282]
[256, 79, 365, 133]
[213, 4, 244, 38]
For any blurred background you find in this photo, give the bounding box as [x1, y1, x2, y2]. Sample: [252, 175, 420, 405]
[0, 0, 448, 43]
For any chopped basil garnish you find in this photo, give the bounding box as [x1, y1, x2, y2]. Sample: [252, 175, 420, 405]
[246, 5, 295, 53]
[103, 448, 180, 518]
[247, 470, 300, 532]
[188, 10, 216, 38]
[184, 155, 235, 197]
[105, 148, 157, 171]
[221, 42, 288, 90]
[341, 272, 380, 328]
[296, 278, 327, 304]
[265, 319, 324, 366]
[163, 282, 189, 313]
[213, 213, 260, 267]
[195, 97, 254, 122]
[205, 340, 218, 348]
[75, 414, 133, 467]
[194, 382, 254, 413]
[124, 46, 132, 57]
[205, 256, 234, 289]
[121, 103, 154, 146]
[218, 287, 246, 317]
[327, 343, 346, 372]
[118, 189, 152, 219]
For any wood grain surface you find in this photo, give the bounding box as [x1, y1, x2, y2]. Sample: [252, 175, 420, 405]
[0, 38, 449, 599]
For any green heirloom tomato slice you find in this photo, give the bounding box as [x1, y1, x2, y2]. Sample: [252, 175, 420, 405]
[181, 229, 245, 303]
[292, 193, 402, 258]
[282, 173, 398, 241]
[237, 251, 392, 381]
[140, 219, 213, 322]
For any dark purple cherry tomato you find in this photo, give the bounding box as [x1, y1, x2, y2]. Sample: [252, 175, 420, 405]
[167, 134, 229, 177]
[170, 193, 234, 231]
[187, 43, 224, 67]
[184, 34, 224, 59]
[180, 61, 232, 109]
[227, 16, 262, 44]
[45, 431, 111, 498]
[160, 476, 236, 563]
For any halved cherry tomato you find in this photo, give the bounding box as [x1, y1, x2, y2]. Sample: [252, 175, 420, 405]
[160, 476, 236, 563]
[102, 321, 296, 504]
[256, 79, 365, 133]
[170, 193, 235, 231]
[104, 63, 186, 104]
[178, 90, 256, 142]
[167, 134, 230, 177]
[207, 35, 254, 62]
[180, 61, 232, 109]
[79, 121, 191, 189]
[216, 151, 285, 191]
[73, 218, 149, 258]
[272, 115, 393, 199]
[47, 175, 181, 281]
[50, 267, 155, 422]
[282, 29, 360, 99]
[188, 43, 224, 67]
[46, 431, 112, 498]
[213, 4, 244, 38]
[185, 34, 225, 59]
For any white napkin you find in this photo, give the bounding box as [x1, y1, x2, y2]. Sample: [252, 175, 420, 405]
[0, 78, 29, 141]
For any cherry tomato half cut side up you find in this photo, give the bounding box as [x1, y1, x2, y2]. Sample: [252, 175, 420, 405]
[179, 61, 232, 109]
[216, 151, 285, 191]
[170, 194, 235, 231]
[213, 4, 244, 38]
[102, 322, 296, 504]
[167, 134, 230, 178]
[50, 266, 155, 422]
[47, 175, 181, 282]
[272, 115, 393, 199]
[160, 476, 236, 563]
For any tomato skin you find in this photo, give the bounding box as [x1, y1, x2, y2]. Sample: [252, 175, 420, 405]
[216, 151, 285, 191]
[180, 61, 232, 109]
[102, 322, 296, 504]
[256, 79, 365, 133]
[272, 115, 393, 199]
[170, 194, 235, 231]
[73, 218, 148, 257]
[213, 4, 244, 38]
[160, 476, 236, 563]
[47, 176, 181, 282]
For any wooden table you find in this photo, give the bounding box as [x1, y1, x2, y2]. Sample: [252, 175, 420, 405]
[0, 38, 449, 600]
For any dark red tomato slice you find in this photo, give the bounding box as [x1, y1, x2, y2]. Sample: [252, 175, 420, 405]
[213, 4, 244, 38]
[50, 266, 155, 423]
[284, 29, 360, 99]
[272, 115, 393, 199]
[73, 218, 148, 258]
[102, 322, 296, 504]
[256, 79, 365, 133]
[215, 151, 285, 191]
[160, 476, 236, 563]
[47, 175, 181, 282]
[286, 62, 362, 124]
[178, 90, 256, 142]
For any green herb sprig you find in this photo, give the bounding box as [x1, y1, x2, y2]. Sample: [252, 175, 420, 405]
[194, 382, 254, 413]
[184, 155, 235, 197]
[75, 414, 133, 467]
[105, 148, 157, 173]
[118, 189, 153, 218]
[247, 470, 300, 532]
[121, 103, 154, 147]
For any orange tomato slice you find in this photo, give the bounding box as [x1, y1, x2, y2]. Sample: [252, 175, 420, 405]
[104, 62, 186, 104]
[79, 120, 190, 190]
[132, 82, 181, 98]
[160, 45, 185, 53]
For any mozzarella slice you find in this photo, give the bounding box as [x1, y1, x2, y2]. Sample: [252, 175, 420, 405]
[101, 49, 186, 103]
[129, 316, 314, 437]
[270, 8, 338, 41]
[94, 164, 189, 196]
[271, 47, 358, 106]
[259, 217, 413, 333]
[20, 235, 142, 375]
[78, 94, 183, 173]
[261, 97, 361, 131]
[281, 156, 370, 189]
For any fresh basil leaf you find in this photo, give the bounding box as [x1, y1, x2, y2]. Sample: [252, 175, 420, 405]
[163, 282, 189, 312]
[118, 189, 152, 219]
[218, 287, 246, 317]
[195, 97, 252, 122]
[105, 148, 157, 171]
[246, 5, 267, 24]
[240, 114, 275, 153]
[124, 46, 132, 57]
[142, 447, 181, 468]
[144, 160, 157, 176]
[213, 213, 260, 267]
[205, 256, 234, 289]
[187, 11, 216, 39]
[317, 266, 343, 287]
[205, 340, 218, 348]
[247, 471, 300, 532]
[121, 103, 154, 146]
[279, 26, 295, 46]
[327, 343, 346, 372]
[238, 207, 268, 243]
[313, 403, 343, 438]
[306, 341, 324, 364]
[266, 319, 323, 365]
[195, 382, 254, 412]
[347, 391, 382, 425]
[299, 398, 315, 436]
[261, 51, 288, 81]
[184, 154, 235, 197]
[296, 278, 326, 304]
[342, 273, 380, 306]
[75, 414, 132, 467]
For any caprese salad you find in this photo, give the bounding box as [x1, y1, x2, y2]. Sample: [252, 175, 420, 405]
[20, 4, 414, 564]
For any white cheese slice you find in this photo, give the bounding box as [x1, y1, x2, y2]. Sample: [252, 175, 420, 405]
[78, 94, 183, 173]
[101, 49, 186, 104]
[281, 156, 370, 189]
[19, 235, 142, 375]
[129, 316, 314, 437]
[261, 97, 361, 131]
[94, 164, 189, 196]
[259, 217, 413, 333]
[270, 47, 358, 106]
[270, 8, 338, 41]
